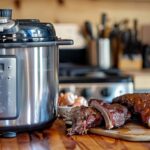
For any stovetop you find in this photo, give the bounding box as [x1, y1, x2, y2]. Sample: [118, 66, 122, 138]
[59, 64, 134, 102]
[59, 63, 121, 77]
[59, 64, 133, 83]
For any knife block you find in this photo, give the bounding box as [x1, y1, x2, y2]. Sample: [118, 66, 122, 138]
[86, 39, 98, 66]
[118, 54, 142, 70]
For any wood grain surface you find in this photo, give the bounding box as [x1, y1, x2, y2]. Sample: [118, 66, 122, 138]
[0, 119, 149, 150]
[89, 122, 150, 142]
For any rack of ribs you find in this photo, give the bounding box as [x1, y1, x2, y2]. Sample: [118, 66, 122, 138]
[113, 93, 150, 128]
[89, 99, 131, 129]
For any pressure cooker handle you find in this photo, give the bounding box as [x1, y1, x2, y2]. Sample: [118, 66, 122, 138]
[56, 39, 74, 45]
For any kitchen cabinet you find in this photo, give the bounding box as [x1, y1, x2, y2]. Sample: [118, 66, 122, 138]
[124, 69, 150, 92]
[0, 119, 149, 150]
[1, 0, 150, 25]
[93, 0, 150, 1]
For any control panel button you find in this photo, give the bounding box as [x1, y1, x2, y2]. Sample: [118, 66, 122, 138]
[8, 66, 12, 69]
[100, 87, 112, 97]
[7, 76, 11, 80]
[81, 88, 92, 99]
[59, 88, 70, 93]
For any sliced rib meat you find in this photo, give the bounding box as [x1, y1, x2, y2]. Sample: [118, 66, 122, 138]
[89, 99, 131, 129]
[113, 93, 150, 128]
[68, 106, 103, 135]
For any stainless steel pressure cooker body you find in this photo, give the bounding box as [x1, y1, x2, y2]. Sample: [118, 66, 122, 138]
[0, 9, 73, 134]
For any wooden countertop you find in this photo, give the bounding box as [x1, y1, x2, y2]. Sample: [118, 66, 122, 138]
[0, 119, 149, 150]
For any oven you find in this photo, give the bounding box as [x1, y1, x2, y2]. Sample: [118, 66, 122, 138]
[59, 65, 134, 103]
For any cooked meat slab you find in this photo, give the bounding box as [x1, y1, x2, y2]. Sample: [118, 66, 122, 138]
[113, 93, 150, 128]
[68, 106, 103, 135]
[67, 93, 150, 135]
[89, 99, 131, 129]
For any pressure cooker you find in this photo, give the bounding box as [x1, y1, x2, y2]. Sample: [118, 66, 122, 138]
[0, 9, 73, 137]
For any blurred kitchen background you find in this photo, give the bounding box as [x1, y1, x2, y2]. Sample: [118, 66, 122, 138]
[1, 0, 150, 100]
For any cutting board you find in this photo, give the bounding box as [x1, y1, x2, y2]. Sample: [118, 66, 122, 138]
[89, 123, 150, 142]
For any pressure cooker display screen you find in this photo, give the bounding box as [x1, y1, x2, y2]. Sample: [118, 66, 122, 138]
[0, 64, 4, 72]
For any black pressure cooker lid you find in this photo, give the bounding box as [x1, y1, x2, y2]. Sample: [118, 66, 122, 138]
[0, 9, 57, 42]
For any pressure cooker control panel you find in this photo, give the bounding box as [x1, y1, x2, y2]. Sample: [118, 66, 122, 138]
[0, 57, 17, 119]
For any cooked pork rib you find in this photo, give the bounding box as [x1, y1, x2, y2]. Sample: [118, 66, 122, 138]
[67, 93, 150, 135]
[68, 106, 103, 135]
[89, 99, 131, 129]
[113, 93, 150, 127]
